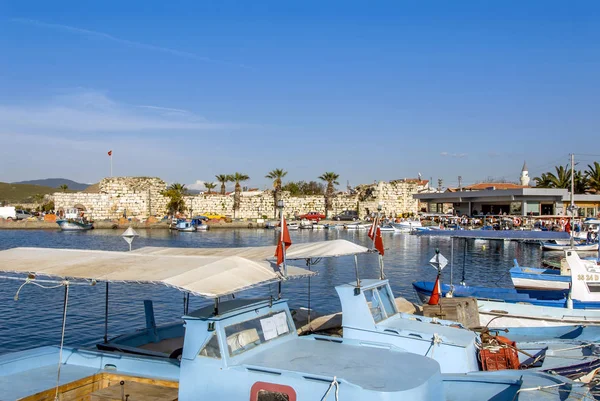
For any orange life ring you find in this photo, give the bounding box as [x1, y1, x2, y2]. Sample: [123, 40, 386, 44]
[513, 218, 521, 226]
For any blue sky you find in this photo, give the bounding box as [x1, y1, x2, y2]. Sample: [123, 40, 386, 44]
[1, 1, 598, 190]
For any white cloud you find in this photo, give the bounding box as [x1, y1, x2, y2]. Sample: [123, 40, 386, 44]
[188, 180, 207, 190]
[0, 89, 240, 133]
[440, 152, 468, 158]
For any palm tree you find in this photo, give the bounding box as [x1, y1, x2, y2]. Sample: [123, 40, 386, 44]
[161, 183, 188, 214]
[33, 193, 45, 212]
[574, 170, 589, 194]
[168, 183, 188, 195]
[319, 172, 339, 218]
[204, 182, 217, 194]
[533, 173, 553, 188]
[231, 173, 250, 218]
[586, 162, 600, 194]
[265, 168, 288, 218]
[215, 174, 232, 195]
[547, 165, 571, 189]
[58, 184, 69, 192]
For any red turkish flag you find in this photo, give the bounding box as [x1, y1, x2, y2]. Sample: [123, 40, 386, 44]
[274, 217, 292, 265]
[428, 275, 441, 305]
[108, 150, 112, 156]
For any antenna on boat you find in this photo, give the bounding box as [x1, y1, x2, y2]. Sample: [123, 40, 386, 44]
[568, 153, 576, 249]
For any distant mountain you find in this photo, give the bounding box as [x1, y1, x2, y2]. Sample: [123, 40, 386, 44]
[12, 178, 90, 191]
[0, 182, 73, 204]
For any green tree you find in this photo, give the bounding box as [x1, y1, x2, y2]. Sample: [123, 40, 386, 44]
[265, 168, 288, 218]
[33, 193, 45, 212]
[215, 174, 232, 195]
[161, 183, 188, 215]
[58, 184, 69, 192]
[204, 182, 216, 194]
[574, 170, 589, 194]
[231, 173, 250, 218]
[586, 161, 600, 194]
[319, 172, 339, 217]
[533, 173, 553, 188]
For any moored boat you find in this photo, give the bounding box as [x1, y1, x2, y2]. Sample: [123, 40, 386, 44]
[0, 246, 588, 400]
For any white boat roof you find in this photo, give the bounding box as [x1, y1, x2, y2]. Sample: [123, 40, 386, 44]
[133, 239, 371, 260]
[0, 247, 315, 298]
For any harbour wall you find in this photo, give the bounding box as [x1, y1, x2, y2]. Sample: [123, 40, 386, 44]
[53, 177, 428, 220]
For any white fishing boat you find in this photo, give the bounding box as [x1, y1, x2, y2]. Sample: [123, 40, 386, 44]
[56, 207, 93, 231]
[344, 222, 370, 230]
[176, 221, 196, 232]
[391, 219, 423, 232]
[478, 250, 600, 328]
[541, 242, 598, 251]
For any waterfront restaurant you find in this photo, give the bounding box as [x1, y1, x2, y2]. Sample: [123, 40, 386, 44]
[414, 187, 600, 217]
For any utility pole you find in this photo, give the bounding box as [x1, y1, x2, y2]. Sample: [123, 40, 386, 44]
[570, 153, 575, 248]
[458, 176, 462, 191]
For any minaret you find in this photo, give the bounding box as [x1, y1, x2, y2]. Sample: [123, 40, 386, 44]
[520, 161, 530, 186]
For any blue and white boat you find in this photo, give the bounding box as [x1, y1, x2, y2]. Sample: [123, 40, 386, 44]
[414, 251, 600, 327]
[541, 241, 598, 251]
[176, 220, 196, 231]
[56, 218, 94, 231]
[0, 246, 593, 400]
[337, 278, 600, 378]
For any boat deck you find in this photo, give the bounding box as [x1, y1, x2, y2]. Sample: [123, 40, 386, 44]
[0, 346, 180, 401]
[238, 336, 440, 392]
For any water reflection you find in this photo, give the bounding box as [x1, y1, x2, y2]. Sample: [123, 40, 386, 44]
[0, 229, 545, 354]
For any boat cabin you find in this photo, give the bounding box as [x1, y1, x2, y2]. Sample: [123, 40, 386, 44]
[336, 279, 480, 373]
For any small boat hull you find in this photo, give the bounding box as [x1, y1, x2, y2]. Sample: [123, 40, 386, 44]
[542, 242, 598, 251]
[56, 219, 93, 231]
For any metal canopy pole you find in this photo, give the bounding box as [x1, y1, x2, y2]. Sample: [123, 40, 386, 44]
[103, 282, 109, 343]
[354, 254, 361, 294]
[307, 259, 312, 325]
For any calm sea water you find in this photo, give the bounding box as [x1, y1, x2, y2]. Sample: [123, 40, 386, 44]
[0, 229, 544, 354]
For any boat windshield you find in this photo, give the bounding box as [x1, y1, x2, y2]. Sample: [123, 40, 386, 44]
[364, 285, 397, 323]
[224, 311, 291, 356]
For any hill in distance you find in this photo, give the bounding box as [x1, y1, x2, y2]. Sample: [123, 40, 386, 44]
[12, 178, 89, 191]
[0, 182, 75, 204]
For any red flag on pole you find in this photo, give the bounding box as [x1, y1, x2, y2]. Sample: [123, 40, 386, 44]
[275, 217, 292, 265]
[374, 226, 385, 256]
[108, 150, 112, 156]
[428, 275, 441, 305]
[368, 215, 377, 240]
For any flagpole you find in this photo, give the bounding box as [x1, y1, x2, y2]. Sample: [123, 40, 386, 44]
[110, 154, 113, 177]
[277, 200, 287, 278]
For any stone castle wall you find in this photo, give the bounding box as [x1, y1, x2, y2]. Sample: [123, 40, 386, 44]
[53, 177, 427, 220]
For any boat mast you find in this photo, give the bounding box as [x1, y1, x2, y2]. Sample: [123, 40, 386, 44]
[570, 153, 575, 249]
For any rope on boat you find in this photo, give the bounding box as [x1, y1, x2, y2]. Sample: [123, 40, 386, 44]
[321, 376, 339, 401]
[11, 277, 71, 401]
[512, 382, 596, 401]
[54, 281, 69, 401]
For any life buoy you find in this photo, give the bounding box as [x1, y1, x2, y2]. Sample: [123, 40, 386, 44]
[513, 218, 521, 226]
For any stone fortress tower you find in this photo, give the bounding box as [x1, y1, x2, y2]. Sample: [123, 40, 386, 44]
[520, 161, 530, 186]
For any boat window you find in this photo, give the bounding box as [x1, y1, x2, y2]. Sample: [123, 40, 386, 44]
[257, 390, 289, 401]
[225, 311, 291, 356]
[250, 382, 297, 401]
[376, 285, 397, 317]
[364, 289, 385, 323]
[199, 332, 221, 359]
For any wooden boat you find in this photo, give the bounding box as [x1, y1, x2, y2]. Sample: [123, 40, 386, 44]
[0, 245, 590, 400]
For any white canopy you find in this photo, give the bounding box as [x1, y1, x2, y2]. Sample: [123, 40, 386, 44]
[0, 247, 315, 298]
[134, 239, 370, 261]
